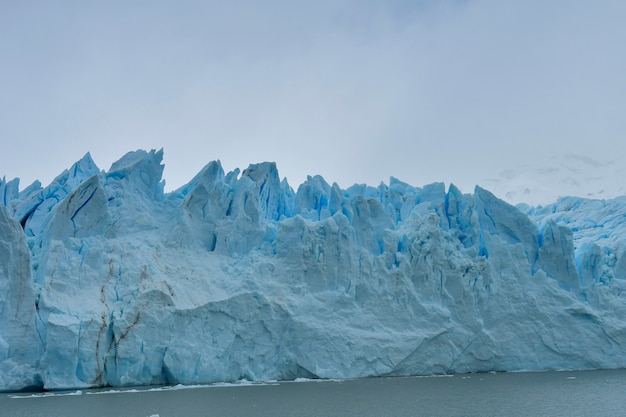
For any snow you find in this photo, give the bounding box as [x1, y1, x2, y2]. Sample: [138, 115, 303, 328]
[1, 149, 626, 392]
[480, 153, 626, 206]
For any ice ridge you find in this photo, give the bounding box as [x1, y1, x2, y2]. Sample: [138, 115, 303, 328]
[0, 149, 625, 391]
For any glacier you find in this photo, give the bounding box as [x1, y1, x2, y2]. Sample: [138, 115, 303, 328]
[1, 149, 625, 392]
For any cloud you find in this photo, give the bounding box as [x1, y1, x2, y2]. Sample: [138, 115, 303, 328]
[1, 0, 625, 200]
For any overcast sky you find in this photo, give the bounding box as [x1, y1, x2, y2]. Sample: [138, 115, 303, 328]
[1, 0, 625, 197]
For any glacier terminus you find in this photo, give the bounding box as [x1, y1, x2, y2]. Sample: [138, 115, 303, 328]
[1, 149, 625, 391]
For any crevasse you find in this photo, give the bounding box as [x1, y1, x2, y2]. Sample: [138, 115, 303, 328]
[0, 149, 625, 391]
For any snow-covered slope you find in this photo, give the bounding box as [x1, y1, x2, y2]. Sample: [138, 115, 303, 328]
[1, 149, 625, 391]
[480, 153, 626, 206]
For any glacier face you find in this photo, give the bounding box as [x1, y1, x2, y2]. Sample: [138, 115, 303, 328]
[1, 149, 625, 391]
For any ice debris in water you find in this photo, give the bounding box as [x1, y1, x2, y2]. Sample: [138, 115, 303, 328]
[1, 148, 626, 392]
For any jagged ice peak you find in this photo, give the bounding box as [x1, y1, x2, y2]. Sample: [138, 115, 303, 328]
[0, 149, 625, 392]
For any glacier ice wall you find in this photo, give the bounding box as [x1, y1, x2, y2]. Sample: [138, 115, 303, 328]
[1, 149, 625, 391]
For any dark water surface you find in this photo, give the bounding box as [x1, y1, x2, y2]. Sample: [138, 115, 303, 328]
[2, 369, 625, 417]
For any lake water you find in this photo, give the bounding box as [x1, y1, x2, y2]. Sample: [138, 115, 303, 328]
[2, 369, 625, 417]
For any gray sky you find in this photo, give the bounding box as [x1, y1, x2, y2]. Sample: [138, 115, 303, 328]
[1, 0, 625, 197]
